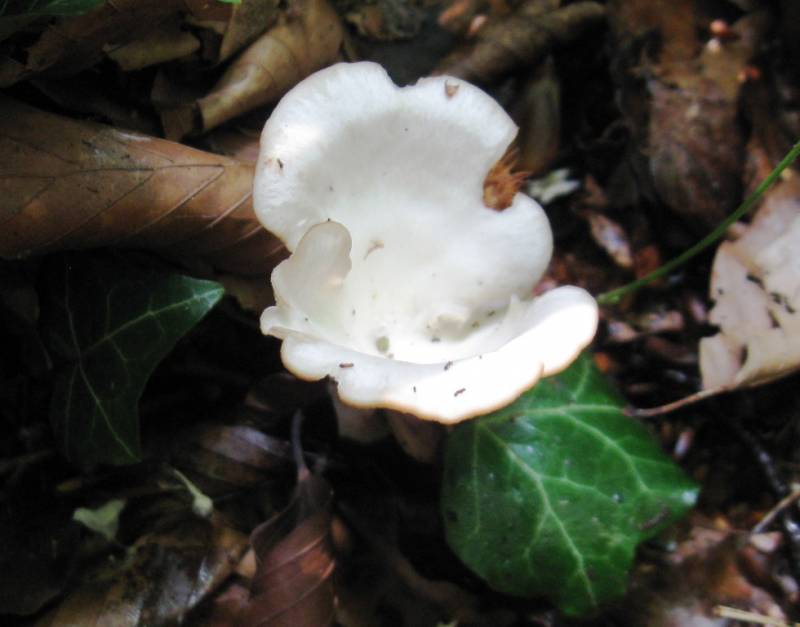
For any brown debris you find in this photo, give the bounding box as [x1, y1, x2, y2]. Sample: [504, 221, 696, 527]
[627, 517, 790, 627]
[435, 0, 606, 84]
[0, 96, 285, 276]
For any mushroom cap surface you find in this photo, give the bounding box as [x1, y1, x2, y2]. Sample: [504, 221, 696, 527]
[255, 62, 598, 423]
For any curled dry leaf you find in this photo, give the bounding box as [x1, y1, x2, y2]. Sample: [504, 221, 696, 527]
[161, 0, 344, 139]
[35, 516, 248, 627]
[435, 0, 606, 84]
[700, 175, 800, 390]
[238, 474, 336, 627]
[0, 96, 285, 276]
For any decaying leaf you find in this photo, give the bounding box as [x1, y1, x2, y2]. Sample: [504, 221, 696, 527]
[609, 1, 769, 226]
[35, 515, 248, 627]
[161, 0, 344, 139]
[435, 0, 606, 84]
[238, 473, 336, 626]
[700, 174, 800, 390]
[0, 96, 285, 275]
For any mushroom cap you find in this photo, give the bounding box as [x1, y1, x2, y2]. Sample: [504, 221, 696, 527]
[255, 62, 598, 423]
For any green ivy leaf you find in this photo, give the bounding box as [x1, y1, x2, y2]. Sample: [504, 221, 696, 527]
[0, 0, 105, 17]
[441, 353, 697, 616]
[40, 253, 224, 467]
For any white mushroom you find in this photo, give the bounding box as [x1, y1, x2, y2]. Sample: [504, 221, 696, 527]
[254, 62, 598, 424]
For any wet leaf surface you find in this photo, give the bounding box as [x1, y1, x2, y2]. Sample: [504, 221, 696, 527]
[442, 353, 698, 615]
[40, 252, 224, 465]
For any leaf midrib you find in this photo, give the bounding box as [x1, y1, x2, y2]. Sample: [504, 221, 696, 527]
[81, 289, 220, 356]
[480, 423, 598, 608]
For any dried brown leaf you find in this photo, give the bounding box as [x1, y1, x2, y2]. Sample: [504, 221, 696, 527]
[105, 18, 201, 71]
[699, 174, 800, 390]
[0, 96, 285, 275]
[172, 424, 295, 494]
[162, 0, 344, 139]
[36, 516, 248, 627]
[6, 0, 224, 86]
[238, 474, 335, 627]
[435, 0, 606, 84]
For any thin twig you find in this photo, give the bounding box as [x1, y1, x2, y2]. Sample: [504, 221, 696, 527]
[753, 488, 800, 534]
[733, 418, 800, 584]
[714, 605, 797, 626]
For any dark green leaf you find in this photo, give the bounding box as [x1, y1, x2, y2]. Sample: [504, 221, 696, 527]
[0, 0, 105, 17]
[41, 252, 224, 467]
[441, 353, 697, 616]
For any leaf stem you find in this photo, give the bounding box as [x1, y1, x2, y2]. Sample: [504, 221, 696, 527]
[596, 139, 800, 305]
